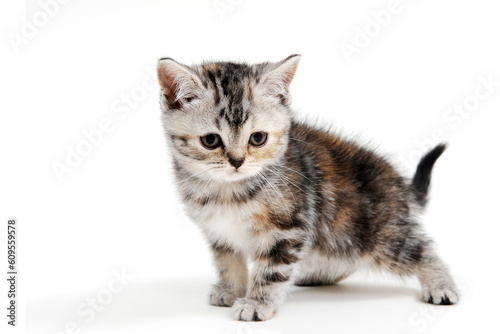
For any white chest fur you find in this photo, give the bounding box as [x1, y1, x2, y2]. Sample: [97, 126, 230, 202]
[193, 202, 258, 254]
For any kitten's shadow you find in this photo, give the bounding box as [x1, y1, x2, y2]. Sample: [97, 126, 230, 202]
[290, 282, 419, 304]
[28, 277, 420, 330]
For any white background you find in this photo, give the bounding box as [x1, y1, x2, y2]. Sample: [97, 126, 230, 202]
[1, 0, 499, 333]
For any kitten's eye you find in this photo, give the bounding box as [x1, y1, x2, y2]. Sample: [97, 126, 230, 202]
[249, 132, 268, 147]
[183, 96, 197, 103]
[200, 133, 222, 149]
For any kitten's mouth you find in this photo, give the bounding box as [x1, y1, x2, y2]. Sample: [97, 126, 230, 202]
[228, 169, 242, 175]
[224, 168, 249, 181]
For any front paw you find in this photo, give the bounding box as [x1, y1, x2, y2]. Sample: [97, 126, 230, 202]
[232, 298, 276, 321]
[209, 284, 240, 307]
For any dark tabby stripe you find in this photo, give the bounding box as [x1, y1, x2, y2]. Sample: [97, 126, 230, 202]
[260, 239, 302, 265]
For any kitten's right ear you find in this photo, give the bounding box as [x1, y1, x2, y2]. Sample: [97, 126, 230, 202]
[157, 58, 201, 110]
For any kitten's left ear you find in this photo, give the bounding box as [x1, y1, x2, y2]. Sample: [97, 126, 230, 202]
[157, 58, 202, 110]
[262, 54, 301, 100]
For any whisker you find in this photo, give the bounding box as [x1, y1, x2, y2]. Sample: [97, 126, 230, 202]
[279, 165, 315, 184]
[288, 137, 323, 150]
[265, 166, 297, 204]
[255, 172, 282, 220]
[259, 172, 293, 220]
[177, 166, 220, 186]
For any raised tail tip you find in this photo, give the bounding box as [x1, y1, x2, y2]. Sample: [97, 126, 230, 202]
[412, 144, 447, 205]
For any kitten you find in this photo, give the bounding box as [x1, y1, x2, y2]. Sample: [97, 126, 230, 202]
[156, 54, 459, 321]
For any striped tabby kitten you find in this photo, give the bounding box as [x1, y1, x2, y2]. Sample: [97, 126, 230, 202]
[156, 55, 459, 321]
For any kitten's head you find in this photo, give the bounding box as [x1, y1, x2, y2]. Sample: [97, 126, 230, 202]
[157, 55, 300, 182]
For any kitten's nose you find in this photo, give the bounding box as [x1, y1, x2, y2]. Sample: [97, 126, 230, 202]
[229, 158, 245, 169]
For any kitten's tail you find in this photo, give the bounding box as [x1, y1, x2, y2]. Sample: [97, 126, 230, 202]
[411, 144, 447, 206]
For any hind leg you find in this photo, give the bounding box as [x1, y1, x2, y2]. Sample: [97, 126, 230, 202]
[377, 239, 459, 305]
[415, 247, 459, 305]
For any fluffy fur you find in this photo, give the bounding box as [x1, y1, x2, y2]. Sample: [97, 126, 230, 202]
[156, 55, 459, 321]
